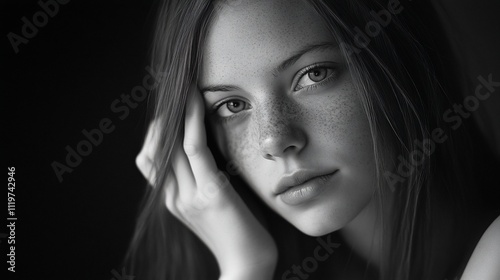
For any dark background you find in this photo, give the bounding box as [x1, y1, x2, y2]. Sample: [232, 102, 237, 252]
[1, 1, 499, 280]
[2, 1, 156, 279]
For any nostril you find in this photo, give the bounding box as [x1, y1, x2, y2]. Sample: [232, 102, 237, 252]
[283, 145, 297, 154]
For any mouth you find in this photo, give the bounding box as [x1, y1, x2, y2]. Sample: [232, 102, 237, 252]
[274, 170, 339, 205]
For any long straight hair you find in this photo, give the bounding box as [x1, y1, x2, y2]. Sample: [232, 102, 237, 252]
[125, 1, 499, 279]
[308, 1, 468, 279]
[125, 1, 219, 279]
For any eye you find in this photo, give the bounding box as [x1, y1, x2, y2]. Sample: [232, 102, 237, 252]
[215, 99, 252, 117]
[294, 65, 337, 91]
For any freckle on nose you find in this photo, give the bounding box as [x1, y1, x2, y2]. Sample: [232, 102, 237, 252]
[257, 97, 302, 141]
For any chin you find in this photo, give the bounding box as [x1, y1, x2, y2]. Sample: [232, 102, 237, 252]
[291, 217, 345, 237]
[299, 227, 335, 237]
[285, 202, 362, 237]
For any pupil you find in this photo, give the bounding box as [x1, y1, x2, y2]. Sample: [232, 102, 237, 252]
[227, 101, 244, 113]
[229, 101, 240, 109]
[309, 68, 326, 82]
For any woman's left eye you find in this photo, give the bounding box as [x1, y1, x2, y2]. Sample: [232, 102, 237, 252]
[294, 66, 336, 91]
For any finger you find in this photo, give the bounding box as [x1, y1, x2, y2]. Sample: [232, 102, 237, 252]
[164, 170, 179, 215]
[183, 87, 228, 191]
[165, 171, 199, 235]
[135, 154, 157, 186]
[172, 138, 197, 201]
[136, 119, 162, 186]
[164, 171, 196, 234]
[142, 119, 162, 160]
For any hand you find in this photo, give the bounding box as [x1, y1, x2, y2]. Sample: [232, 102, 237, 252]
[136, 87, 278, 279]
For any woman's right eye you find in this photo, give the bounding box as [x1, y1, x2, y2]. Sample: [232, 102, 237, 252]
[215, 99, 252, 118]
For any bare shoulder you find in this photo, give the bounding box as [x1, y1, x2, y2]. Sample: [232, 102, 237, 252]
[460, 215, 500, 280]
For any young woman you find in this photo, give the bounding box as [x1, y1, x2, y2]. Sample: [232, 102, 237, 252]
[126, 0, 500, 279]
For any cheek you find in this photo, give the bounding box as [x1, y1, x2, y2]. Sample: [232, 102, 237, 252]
[211, 97, 305, 174]
[211, 121, 258, 175]
[209, 78, 374, 184]
[314, 79, 374, 167]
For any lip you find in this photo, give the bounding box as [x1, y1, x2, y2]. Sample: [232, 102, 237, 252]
[274, 170, 338, 205]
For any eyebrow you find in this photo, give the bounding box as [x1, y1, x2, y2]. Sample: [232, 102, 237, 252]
[200, 42, 338, 95]
[272, 42, 337, 77]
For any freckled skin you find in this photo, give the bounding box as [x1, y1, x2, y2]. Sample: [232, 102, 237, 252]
[200, 0, 377, 236]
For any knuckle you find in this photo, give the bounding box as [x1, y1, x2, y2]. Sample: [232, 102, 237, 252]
[135, 153, 147, 168]
[202, 181, 222, 198]
[165, 195, 181, 218]
[183, 141, 200, 157]
[165, 200, 176, 213]
[135, 154, 156, 183]
[175, 199, 192, 216]
[192, 194, 210, 211]
[164, 173, 233, 216]
[178, 195, 208, 214]
[136, 162, 150, 179]
[198, 181, 231, 206]
[209, 171, 231, 191]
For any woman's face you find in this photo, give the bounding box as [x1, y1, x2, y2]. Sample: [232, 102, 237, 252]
[199, 0, 377, 236]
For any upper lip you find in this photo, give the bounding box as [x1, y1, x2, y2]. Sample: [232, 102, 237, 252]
[274, 169, 338, 196]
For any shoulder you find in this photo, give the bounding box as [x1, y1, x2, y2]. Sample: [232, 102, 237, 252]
[460, 215, 500, 280]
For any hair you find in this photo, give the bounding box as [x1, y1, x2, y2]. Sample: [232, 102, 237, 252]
[125, 0, 500, 279]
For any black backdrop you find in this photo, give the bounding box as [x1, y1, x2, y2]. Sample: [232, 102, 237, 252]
[2, 1, 500, 280]
[2, 1, 156, 279]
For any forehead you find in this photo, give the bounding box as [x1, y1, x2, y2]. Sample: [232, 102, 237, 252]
[199, 0, 335, 87]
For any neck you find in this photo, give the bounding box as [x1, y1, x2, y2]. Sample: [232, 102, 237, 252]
[338, 190, 393, 270]
[337, 188, 464, 279]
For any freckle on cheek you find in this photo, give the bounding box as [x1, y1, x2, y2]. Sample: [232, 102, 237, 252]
[224, 128, 254, 172]
[312, 94, 354, 144]
[310, 79, 373, 166]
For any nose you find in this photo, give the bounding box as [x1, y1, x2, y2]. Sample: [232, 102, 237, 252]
[256, 101, 307, 160]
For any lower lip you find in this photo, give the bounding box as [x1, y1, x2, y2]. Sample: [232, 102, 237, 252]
[279, 171, 337, 205]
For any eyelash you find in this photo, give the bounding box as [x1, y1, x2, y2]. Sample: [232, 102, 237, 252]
[212, 98, 251, 122]
[211, 63, 339, 122]
[293, 63, 339, 92]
